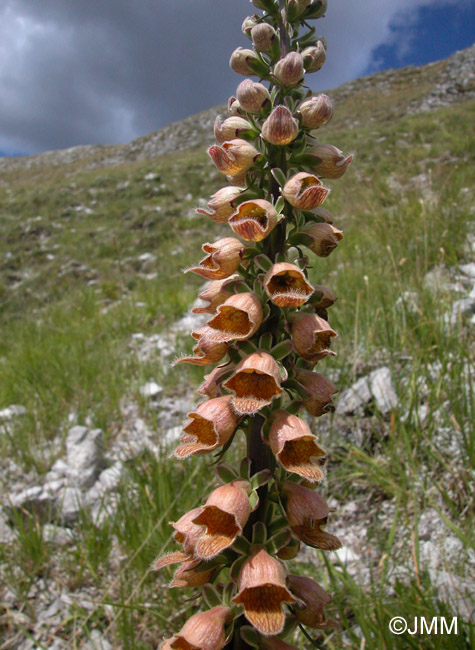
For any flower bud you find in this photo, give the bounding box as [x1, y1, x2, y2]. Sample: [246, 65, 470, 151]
[313, 206, 334, 223]
[302, 41, 326, 73]
[230, 47, 261, 76]
[307, 0, 328, 19]
[185, 237, 244, 280]
[299, 93, 333, 129]
[251, 22, 276, 52]
[296, 369, 337, 416]
[310, 143, 353, 179]
[261, 106, 299, 146]
[173, 326, 228, 366]
[196, 187, 244, 224]
[223, 351, 283, 415]
[291, 313, 337, 364]
[273, 52, 304, 88]
[301, 222, 343, 257]
[287, 574, 336, 628]
[162, 605, 231, 650]
[233, 547, 296, 636]
[288, 0, 312, 16]
[229, 199, 277, 242]
[236, 79, 270, 114]
[242, 14, 260, 36]
[208, 139, 260, 176]
[269, 411, 326, 482]
[214, 115, 253, 145]
[169, 557, 215, 588]
[282, 172, 329, 210]
[312, 284, 337, 309]
[206, 292, 263, 343]
[173, 395, 238, 458]
[264, 263, 314, 308]
[228, 96, 243, 116]
[198, 363, 233, 399]
[192, 480, 251, 559]
[171, 507, 205, 555]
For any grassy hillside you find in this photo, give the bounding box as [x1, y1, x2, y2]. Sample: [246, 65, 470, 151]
[0, 56, 474, 650]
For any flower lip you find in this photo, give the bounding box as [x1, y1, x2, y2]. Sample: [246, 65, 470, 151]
[196, 187, 245, 224]
[185, 237, 244, 281]
[287, 574, 336, 629]
[163, 605, 232, 650]
[302, 223, 343, 257]
[291, 313, 338, 364]
[173, 326, 228, 367]
[208, 139, 259, 176]
[173, 396, 238, 459]
[296, 369, 338, 416]
[228, 199, 277, 242]
[233, 547, 296, 636]
[206, 292, 263, 343]
[282, 172, 330, 210]
[223, 351, 283, 415]
[269, 411, 326, 483]
[264, 262, 314, 308]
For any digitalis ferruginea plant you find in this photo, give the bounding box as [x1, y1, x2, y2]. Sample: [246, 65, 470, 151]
[153, 1, 352, 647]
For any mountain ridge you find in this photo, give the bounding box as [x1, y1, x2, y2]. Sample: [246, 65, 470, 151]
[0, 43, 473, 174]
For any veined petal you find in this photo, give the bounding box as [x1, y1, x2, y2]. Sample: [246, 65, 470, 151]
[185, 237, 244, 281]
[229, 199, 277, 242]
[206, 293, 263, 343]
[264, 263, 314, 308]
[223, 351, 283, 415]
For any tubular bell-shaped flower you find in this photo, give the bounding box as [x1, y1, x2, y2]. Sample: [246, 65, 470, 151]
[233, 548, 296, 636]
[302, 40, 327, 72]
[280, 480, 341, 550]
[299, 93, 333, 129]
[287, 574, 336, 628]
[172, 507, 206, 555]
[223, 351, 283, 415]
[273, 52, 304, 87]
[192, 276, 239, 315]
[196, 186, 244, 224]
[208, 139, 260, 176]
[192, 480, 251, 559]
[230, 47, 261, 75]
[237, 79, 271, 113]
[301, 222, 343, 257]
[310, 143, 353, 179]
[264, 262, 314, 307]
[269, 411, 326, 482]
[282, 172, 330, 210]
[206, 293, 263, 343]
[296, 369, 338, 416]
[214, 115, 254, 144]
[173, 326, 228, 366]
[291, 312, 337, 364]
[261, 106, 299, 146]
[162, 605, 232, 650]
[229, 199, 277, 241]
[185, 237, 244, 280]
[173, 396, 238, 459]
[197, 363, 233, 399]
[250, 22, 276, 51]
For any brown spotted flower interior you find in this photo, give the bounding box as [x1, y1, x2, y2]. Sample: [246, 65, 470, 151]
[267, 269, 313, 307]
[193, 506, 241, 558]
[208, 306, 252, 337]
[278, 438, 326, 482]
[234, 585, 295, 636]
[225, 368, 282, 413]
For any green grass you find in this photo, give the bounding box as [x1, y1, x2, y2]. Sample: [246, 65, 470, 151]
[0, 99, 474, 648]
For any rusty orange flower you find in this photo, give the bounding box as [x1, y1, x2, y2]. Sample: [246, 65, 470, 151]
[269, 412, 326, 483]
[301, 222, 343, 257]
[206, 293, 263, 343]
[291, 313, 337, 364]
[233, 547, 296, 636]
[310, 143, 353, 179]
[299, 93, 333, 130]
[208, 139, 259, 176]
[236, 79, 270, 113]
[282, 172, 330, 210]
[223, 351, 283, 415]
[261, 106, 299, 146]
[185, 237, 244, 280]
[288, 574, 337, 628]
[196, 187, 244, 224]
[197, 363, 233, 399]
[174, 326, 228, 366]
[192, 277, 239, 316]
[264, 263, 313, 308]
[169, 557, 216, 589]
[173, 396, 238, 459]
[192, 480, 251, 559]
[229, 199, 277, 242]
[161, 605, 232, 650]
[296, 369, 338, 416]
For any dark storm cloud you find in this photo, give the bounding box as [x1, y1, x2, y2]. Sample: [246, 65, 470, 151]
[0, 0, 464, 154]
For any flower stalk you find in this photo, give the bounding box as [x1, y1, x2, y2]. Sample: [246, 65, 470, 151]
[153, 1, 352, 647]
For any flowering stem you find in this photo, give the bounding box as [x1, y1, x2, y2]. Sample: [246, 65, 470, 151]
[278, 0, 290, 57]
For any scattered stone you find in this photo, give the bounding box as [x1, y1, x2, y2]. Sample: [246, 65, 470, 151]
[64, 426, 107, 488]
[42, 524, 75, 545]
[0, 508, 14, 543]
[368, 367, 399, 414]
[459, 262, 475, 279]
[0, 404, 27, 421]
[139, 381, 163, 398]
[336, 376, 371, 415]
[83, 630, 113, 650]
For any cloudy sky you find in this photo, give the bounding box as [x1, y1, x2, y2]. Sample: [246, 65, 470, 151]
[0, 0, 473, 155]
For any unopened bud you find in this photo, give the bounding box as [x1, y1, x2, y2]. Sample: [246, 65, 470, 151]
[310, 143, 353, 179]
[228, 96, 243, 116]
[306, 0, 328, 19]
[251, 22, 276, 52]
[236, 79, 270, 114]
[230, 47, 261, 76]
[299, 93, 333, 129]
[302, 41, 326, 73]
[242, 14, 260, 37]
[287, 0, 312, 20]
[301, 222, 343, 257]
[214, 115, 253, 144]
[273, 52, 304, 88]
[262, 106, 299, 146]
[196, 187, 244, 224]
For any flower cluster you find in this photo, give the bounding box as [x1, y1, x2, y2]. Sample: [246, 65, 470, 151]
[154, 1, 352, 647]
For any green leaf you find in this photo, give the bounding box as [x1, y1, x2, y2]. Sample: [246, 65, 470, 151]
[232, 535, 251, 555]
[259, 331, 273, 350]
[267, 529, 292, 554]
[251, 469, 272, 490]
[252, 521, 267, 545]
[249, 491, 259, 511]
[239, 457, 251, 479]
[238, 340, 258, 356]
[202, 584, 222, 609]
[271, 167, 288, 188]
[253, 253, 273, 272]
[270, 339, 294, 360]
[240, 626, 260, 648]
[216, 462, 239, 484]
[274, 195, 285, 214]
